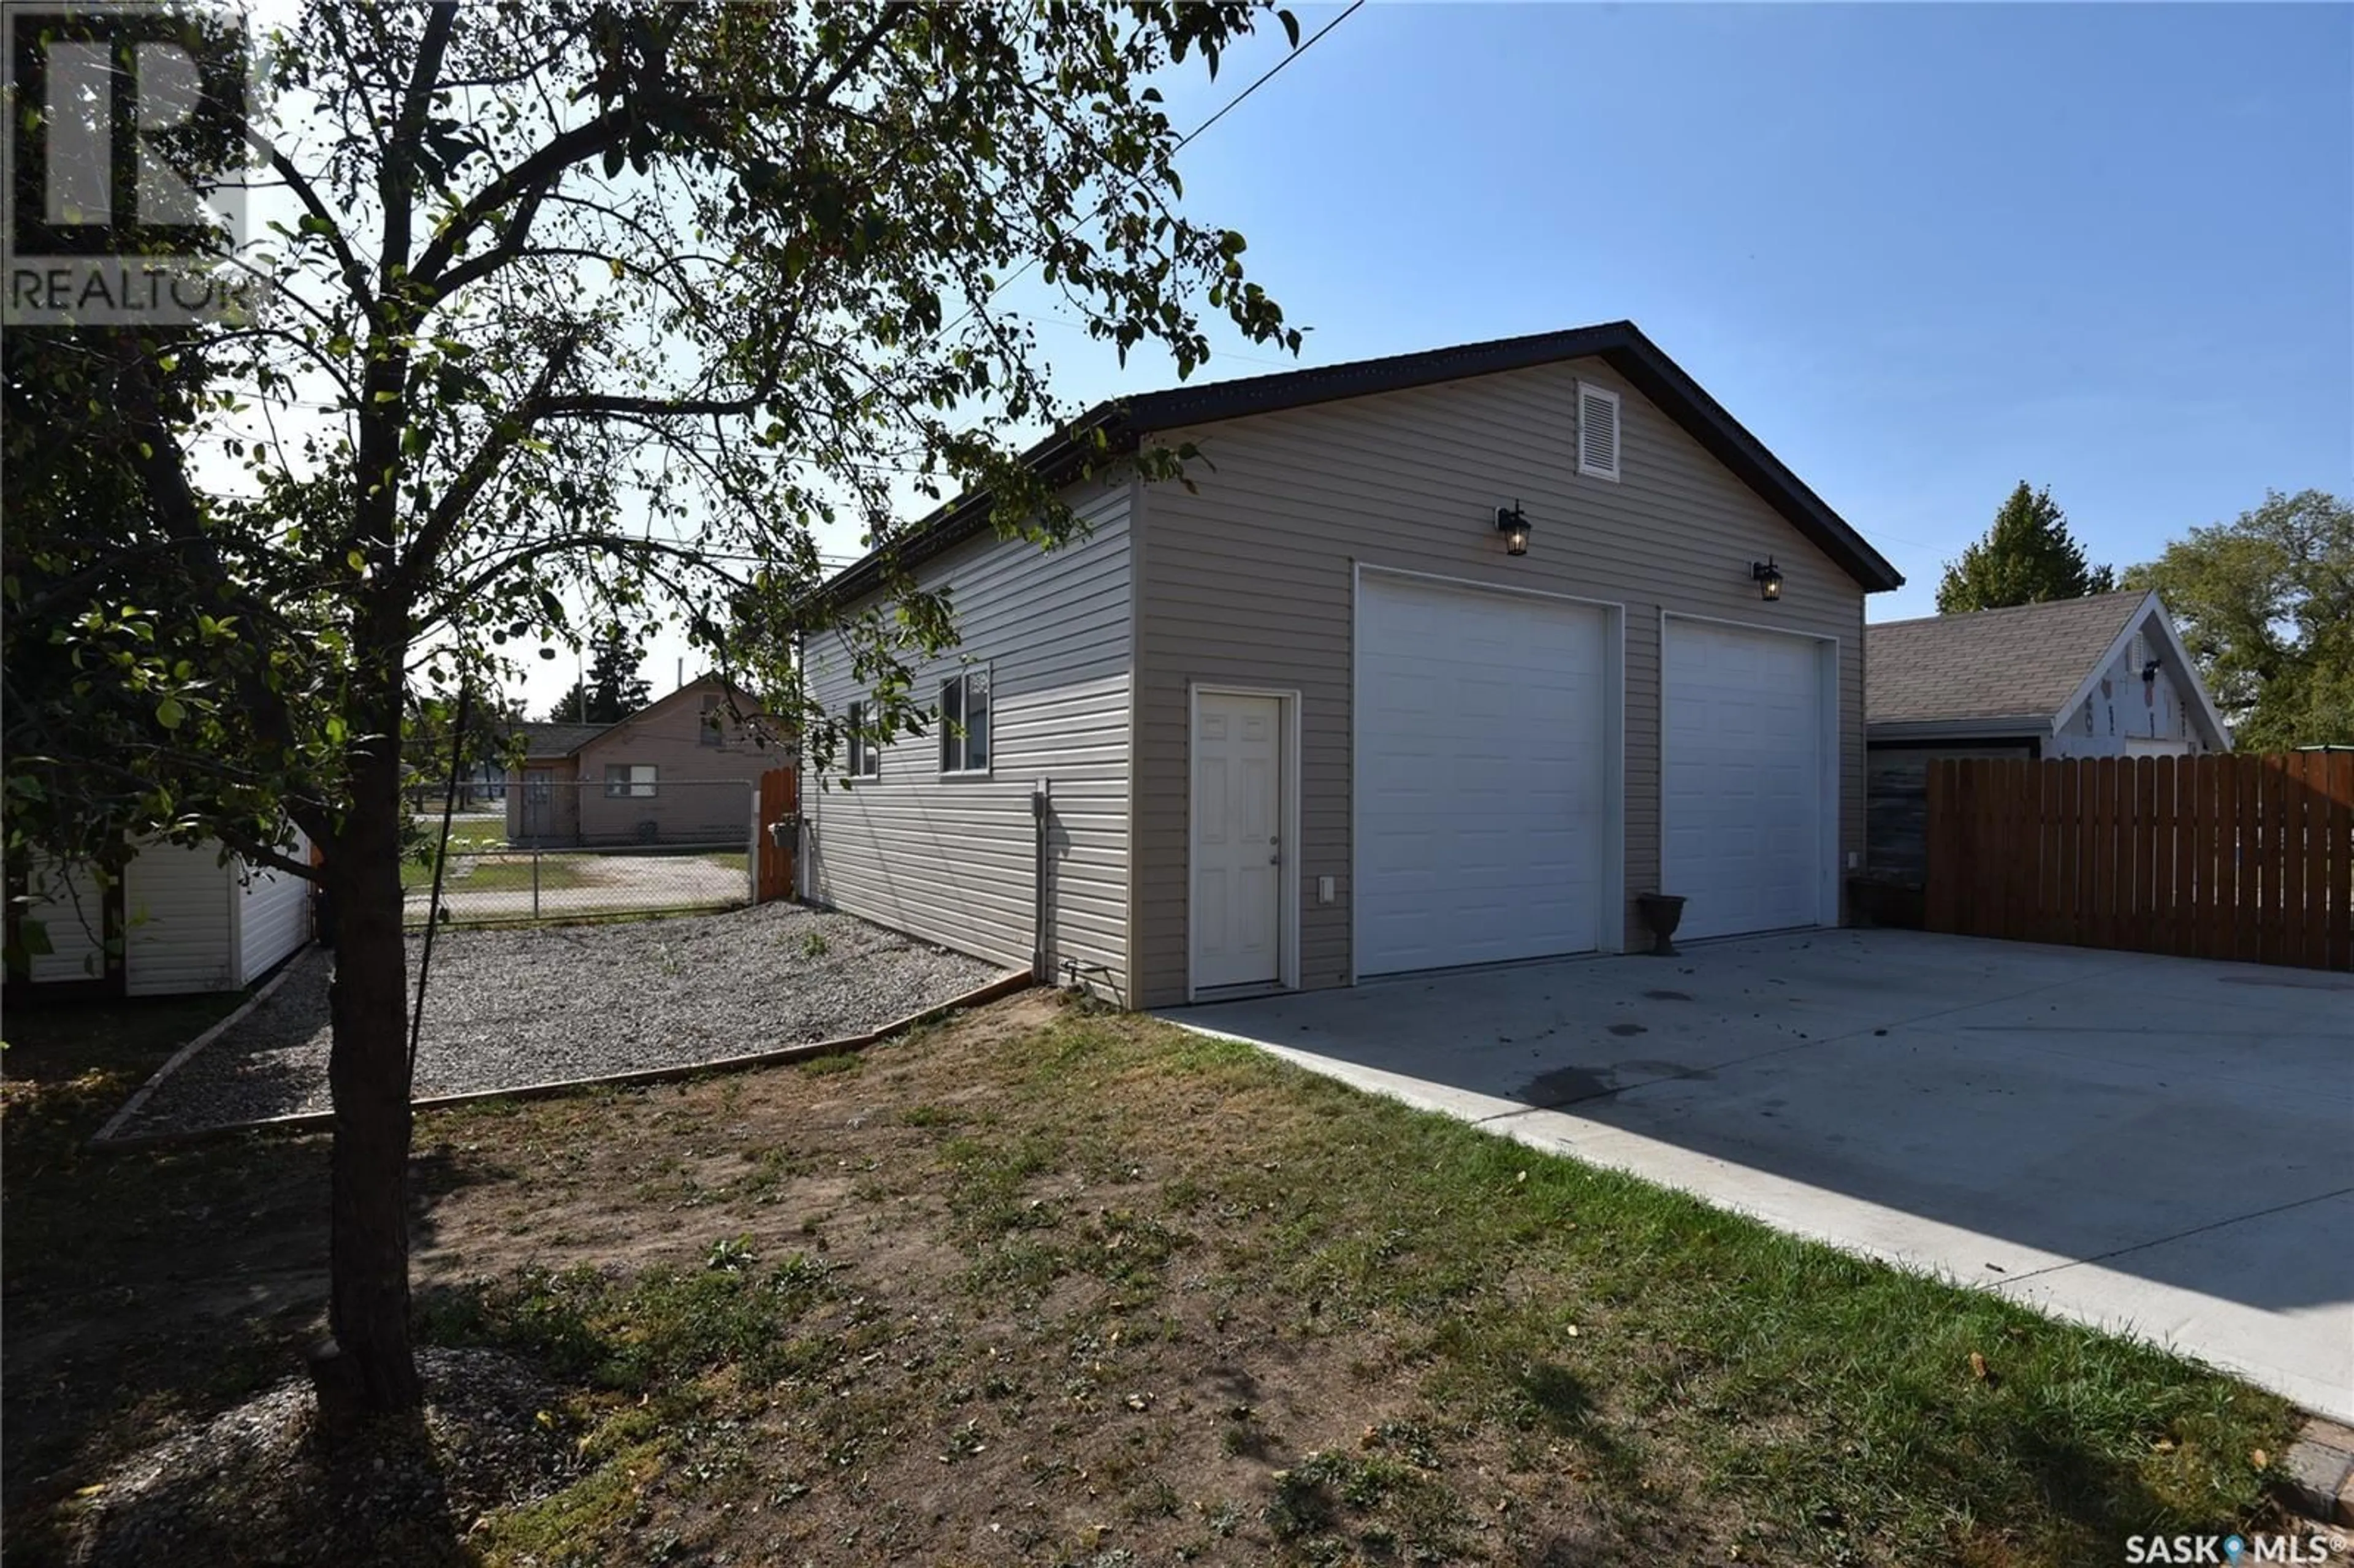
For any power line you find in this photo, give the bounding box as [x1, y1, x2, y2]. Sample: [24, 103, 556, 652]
[927, 0, 1367, 348]
[1174, 1, 1365, 154]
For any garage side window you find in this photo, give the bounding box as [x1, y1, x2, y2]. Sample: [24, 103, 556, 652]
[845, 700, 880, 780]
[603, 763, 657, 798]
[939, 666, 991, 775]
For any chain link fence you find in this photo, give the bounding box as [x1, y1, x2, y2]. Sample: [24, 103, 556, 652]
[404, 778, 758, 927]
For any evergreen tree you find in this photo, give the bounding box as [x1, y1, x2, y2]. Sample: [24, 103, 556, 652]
[546, 624, 651, 723]
[1936, 482, 2117, 613]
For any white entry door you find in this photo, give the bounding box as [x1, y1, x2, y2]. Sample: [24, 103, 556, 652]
[1191, 692, 1284, 991]
[1662, 619, 1830, 940]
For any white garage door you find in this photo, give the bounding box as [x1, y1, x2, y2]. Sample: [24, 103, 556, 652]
[1357, 575, 1610, 975]
[1663, 619, 1829, 940]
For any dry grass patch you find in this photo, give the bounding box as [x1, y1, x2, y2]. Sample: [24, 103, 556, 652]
[4, 990, 2301, 1567]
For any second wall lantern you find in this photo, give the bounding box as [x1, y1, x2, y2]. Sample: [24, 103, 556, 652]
[1495, 503, 1531, 557]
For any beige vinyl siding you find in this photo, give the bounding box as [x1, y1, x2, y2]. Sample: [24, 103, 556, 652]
[1132, 355, 1867, 1008]
[804, 479, 1133, 995]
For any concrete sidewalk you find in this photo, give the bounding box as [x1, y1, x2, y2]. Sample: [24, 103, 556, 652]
[1163, 929, 2354, 1420]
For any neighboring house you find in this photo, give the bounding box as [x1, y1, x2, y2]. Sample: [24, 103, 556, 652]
[799, 321, 1906, 1007]
[7, 834, 313, 999]
[1863, 590, 2231, 882]
[506, 677, 787, 847]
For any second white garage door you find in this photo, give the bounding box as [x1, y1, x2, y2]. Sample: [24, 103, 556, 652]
[1356, 574, 1612, 975]
[1662, 618, 1832, 940]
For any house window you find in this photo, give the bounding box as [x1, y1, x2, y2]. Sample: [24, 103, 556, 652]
[603, 763, 657, 798]
[846, 700, 879, 780]
[1576, 381, 1621, 481]
[699, 695, 723, 747]
[939, 666, 992, 775]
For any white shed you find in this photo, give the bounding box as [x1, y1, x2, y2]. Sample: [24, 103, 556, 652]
[13, 834, 313, 997]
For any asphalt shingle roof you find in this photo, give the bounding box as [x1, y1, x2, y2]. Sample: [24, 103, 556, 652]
[515, 720, 611, 756]
[1866, 591, 2149, 728]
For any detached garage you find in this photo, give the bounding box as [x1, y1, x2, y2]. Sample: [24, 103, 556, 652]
[800, 321, 1902, 1009]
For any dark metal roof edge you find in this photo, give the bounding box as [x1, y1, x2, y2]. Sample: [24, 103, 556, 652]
[1113, 322, 1636, 429]
[812, 321, 1905, 607]
[809, 409, 1133, 611]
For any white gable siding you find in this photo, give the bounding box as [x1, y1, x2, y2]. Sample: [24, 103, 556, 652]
[20, 860, 108, 984]
[234, 835, 313, 984]
[804, 478, 1133, 997]
[2051, 618, 2215, 759]
[122, 841, 237, 997]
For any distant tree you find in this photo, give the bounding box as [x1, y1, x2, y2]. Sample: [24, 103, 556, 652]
[544, 624, 651, 724]
[2122, 489, 2353, 750]
[1935, 482, 2117, 613]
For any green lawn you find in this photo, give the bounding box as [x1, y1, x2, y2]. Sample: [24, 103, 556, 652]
[444, 856, 592, 894]
[1, 994, 2301, 1567]
[400, 816, 518, 890]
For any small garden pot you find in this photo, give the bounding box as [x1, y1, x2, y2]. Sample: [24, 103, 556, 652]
[1635, 892, 1687, 957]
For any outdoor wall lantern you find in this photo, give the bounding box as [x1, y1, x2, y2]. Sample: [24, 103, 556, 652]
[1496, 503, 1531, 557]
[1751, 558, 1784, 601]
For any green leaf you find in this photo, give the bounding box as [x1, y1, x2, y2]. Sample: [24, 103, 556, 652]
[154, 697, 187, 729]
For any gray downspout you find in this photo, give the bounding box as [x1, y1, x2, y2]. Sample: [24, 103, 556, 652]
[1030, 778, 1051, 981]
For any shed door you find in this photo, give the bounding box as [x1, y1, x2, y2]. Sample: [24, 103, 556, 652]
[1355, 575, 1610, 975]
[1662, 620, 1831, 940]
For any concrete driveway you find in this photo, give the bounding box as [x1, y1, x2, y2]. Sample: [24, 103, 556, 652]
[1164, 929, 2354, 1419]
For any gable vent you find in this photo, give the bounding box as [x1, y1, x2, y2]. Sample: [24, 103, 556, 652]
[1577, 382, 1621, 481]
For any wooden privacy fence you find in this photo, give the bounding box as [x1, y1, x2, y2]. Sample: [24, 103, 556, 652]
[1925, 753, 2354, 971]
[756, 766, 798, 904]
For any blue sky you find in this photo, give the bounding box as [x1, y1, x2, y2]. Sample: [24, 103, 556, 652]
[534, 2, 2351, 708]
[1020, 1, 2352, 624]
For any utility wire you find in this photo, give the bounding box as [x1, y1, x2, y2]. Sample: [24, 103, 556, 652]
[927, 0, 1367, 348]
[1176, 1, 1365, 154]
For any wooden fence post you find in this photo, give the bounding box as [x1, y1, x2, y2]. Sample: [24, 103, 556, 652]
[2331, 754, 2354, 971]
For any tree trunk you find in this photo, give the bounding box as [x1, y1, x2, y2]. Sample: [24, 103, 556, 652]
[314, 759, 424, 1424]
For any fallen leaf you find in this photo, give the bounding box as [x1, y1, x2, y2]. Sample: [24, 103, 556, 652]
[1968, 1352, 1989, 1382]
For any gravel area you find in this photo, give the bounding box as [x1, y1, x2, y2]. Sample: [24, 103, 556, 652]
[116, 904, 1007, 1137]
